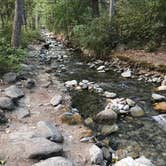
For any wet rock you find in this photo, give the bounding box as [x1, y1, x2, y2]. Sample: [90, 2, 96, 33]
[0, 110, 7, 123]
[50, 95, 62, 106]
[32, 157, 73, 166]
[135, 156, 154, 166]
[65, 80, 77, 88]
[96, 109, 117, 125]
[126, 98, 136, 107]
[60, 112, 83, 125]
[5, 85, 24, 99]
[103, 91, 117, 98]
[121, 69, 132, 78]
[152, 114, 166, 131]
[24, 137, 63, 159]
[153, 102, 166, 113]
[36, 121, 63, 143]
[3, 72, 17, 84]
[152, 93, 166, 101]
[0, 97, 14, 110]
[89, 144, 103, 165]
[100, 124, 119, 135]
[130, 105, 145, 117]
[25, 79, 36, 89]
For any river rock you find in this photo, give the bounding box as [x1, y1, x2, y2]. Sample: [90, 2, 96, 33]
[96, 109, 117, 125]
[135, 156, 154, 166]
[89, 144, 103, 164]
[3, 72, 17, 84]
[50, 95, 62, 106]
[5, 85, 24, 99]
[152, 114, 166, 131]
[32, 157, 73, 166]
[152, 93, 166, 101]
[156, 85, 166, 91]
[65, 80, 77, 88]
[126, 98, 136, 107]
[0, 97, 14, 110]
[25, 79, 36, 89]
[104, 91, 117, 98]
[97, 66, 105, 71]
[102, 147, 112, 161]
[121, 69, 132, 78]
[36, 121, 63, 143]
[153, 102, 166, 113]
[60, 112, 83, 125]
[114, 157, 136, 166]
[130, 105, 145, 117]
[100, 124, 119, 135]
[24, 137, 63, 159]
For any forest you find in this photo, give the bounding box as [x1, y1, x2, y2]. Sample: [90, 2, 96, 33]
[0, 0, 166, 166]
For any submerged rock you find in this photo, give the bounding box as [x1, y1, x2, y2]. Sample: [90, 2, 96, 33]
[89, 144, 103, 164]
[32, 157, 73, 166]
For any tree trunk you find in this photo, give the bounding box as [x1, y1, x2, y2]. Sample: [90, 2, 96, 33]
[91, 0, 99, 17]
[11, 0, 24, 48]
[109, 0, 115, 19]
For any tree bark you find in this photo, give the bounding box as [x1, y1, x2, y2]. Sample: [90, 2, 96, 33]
[109, 0, 115, 19]
[11, 0, 24, 48]
[91, 0, 99, 17]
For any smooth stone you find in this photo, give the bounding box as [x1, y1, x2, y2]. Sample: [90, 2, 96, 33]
[24, 137, 63, 159]
[50, 95, 62, 106]
[36, 121, 63, 143]
[32, 157, 73, 166]
[126, 98, 135, 107]
[103, 91, 117, 98]
[152, 93, 166, 101]
[135, 156, 154, 166]
[5, 85, 24, 99]
[121, 69, 132, 78]
[3, 72, 17, 84]
[89, 144, 103, 164]
[100, 124, 119, 135]
[25, 79, 36, 89]
[0, 97, 14, 110]
[96, 109, 117, 125]
[130, 105, 145, 117]
[65, 80, 77, 88]
[153, 102, 166, 113]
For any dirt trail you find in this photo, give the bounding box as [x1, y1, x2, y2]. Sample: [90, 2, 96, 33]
[0, 35, 93, 166]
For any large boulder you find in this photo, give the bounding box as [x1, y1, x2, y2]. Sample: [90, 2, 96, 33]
[50, 95, 62, 106]
[32, 157, 73, 166]
[96, 109, 117, 125]
[89, 144, 103, 165]
[24, 137, 63, 159]
[3, 72, 17, 84]
[5, 85, 24, 99]
[0, 97, 14, 110]
[36, 121, 63, 143]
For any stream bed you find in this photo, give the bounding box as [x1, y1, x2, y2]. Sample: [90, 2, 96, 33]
[42, 33, 166, 165]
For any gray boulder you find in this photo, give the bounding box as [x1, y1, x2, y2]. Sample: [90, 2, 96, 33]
[3, 72, 17, 84]
[5, 85, 24, 99]
[89, 144, 103, 164]
[32, 157, 73, 166]
[36, 121, 63, 143]
[24, 137, 63, 159]
[0, 97, 14, 110]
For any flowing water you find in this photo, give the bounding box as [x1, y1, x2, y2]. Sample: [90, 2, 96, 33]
[43, 35, 166, 165]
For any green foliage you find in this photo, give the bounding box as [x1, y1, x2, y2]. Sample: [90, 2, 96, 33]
[0, 38, 26, 74]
